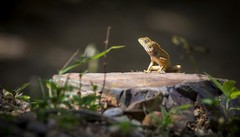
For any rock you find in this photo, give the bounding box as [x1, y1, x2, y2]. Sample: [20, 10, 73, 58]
[0, 119, 23, 137]
[52, 73, 229, 112]
[113, 115, 130, 122]
[103, 107, 124, 117]
[15, 112, 36, 129]
[142, 111, 162, 126]
[142, 110, 194, 133]
[52, 72, 240, 136]
[123, 93, 163, 121]
[125, 92, 163, 112]
[52, 73, 212, 108]
[52, 73, 227, 113]
[171, 111, 194, 133]
[27, 121, 47, 136]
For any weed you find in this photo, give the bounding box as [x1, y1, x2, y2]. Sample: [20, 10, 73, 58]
[0, 83, 30, 116]
[172, 35, 208, 73]
[58, 45, 124, 75]
[2, 83, 30, 102]
[151, 104, 192, 137]
[111, 120, 134, 135]
[33, 45, 124, 111]
[203, 73, 240, 135]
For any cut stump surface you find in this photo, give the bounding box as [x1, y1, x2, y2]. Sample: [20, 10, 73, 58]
[52, 72, 216, 108]
[53, 72, 208, 89]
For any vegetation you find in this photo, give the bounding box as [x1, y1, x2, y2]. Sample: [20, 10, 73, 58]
[150, 105, 192, 136]
[203, 73, 240, 136]
[1, 34, 240, 137]
[172, 35, 208, 73]
[0, 44, 124, 131]
[2, 83, 30, 102]
[30, 45, 124, 119]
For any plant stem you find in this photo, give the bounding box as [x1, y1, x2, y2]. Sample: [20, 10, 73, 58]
[102, 26, 111, 91]
[100, 26, 111, 112]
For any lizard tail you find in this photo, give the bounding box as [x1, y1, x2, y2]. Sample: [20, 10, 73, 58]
[167, 65, 181, 72]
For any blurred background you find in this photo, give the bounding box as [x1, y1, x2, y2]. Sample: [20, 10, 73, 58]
[0, 0, 240, 91]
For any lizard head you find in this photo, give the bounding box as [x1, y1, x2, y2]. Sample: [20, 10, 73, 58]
[138, 37, 153, 53]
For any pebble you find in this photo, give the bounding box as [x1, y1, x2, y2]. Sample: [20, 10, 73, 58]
[194, 109, 199, 116]
[103, 107, 123, 117]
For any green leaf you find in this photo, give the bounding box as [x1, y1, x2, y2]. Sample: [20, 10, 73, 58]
[230, 91, 240, 99]
[112, 121, 132, 134]
[160, 106, 171, 127]
[17, 95, 31, 101]
[3, 89, 13, 98]
[14, 83, 30, 94]
[202, 98, 220, 106]
[59, 45, 125, 74]
[205, 73, 225, 95]
[15, 92, 23, 98]
[170, 104, 192, 114]
[222, 80, 236, 97]
[59, 59, 87, 74]
[91, 45, 125, 60]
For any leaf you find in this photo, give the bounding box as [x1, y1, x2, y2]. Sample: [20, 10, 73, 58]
[206, 73, 240, 102]
[222, 80, 236, 97]
[170, 104, 192, 114]
[15, 92, 23, 98]
[3, 89, 13, 98]
[14, 83, 30, 94]
[202, 98, 219, 106]
[205, 73, 225, 95]
[38, 78, 46, 98]
[112, 121, 132, 134]
[91, 45, 125, 60]
[59, 59, 87, 74]
[230, 91, 240, 99]
[46, 80, 57, 89]
[17, 95, 31, 101]
[160, 106, 171, 127]
[59, 45, 124, 74]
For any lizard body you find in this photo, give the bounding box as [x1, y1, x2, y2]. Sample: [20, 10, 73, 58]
[138, 37, 181, 73]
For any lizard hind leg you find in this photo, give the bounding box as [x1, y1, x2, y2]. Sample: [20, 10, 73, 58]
[156, 57, 168, 74]
[157, 66, 166, 74]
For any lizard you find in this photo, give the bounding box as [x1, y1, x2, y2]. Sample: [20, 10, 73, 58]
[138, 37, 181, 73]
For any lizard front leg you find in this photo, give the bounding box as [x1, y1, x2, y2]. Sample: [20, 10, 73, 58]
[144, 60, 154, 73]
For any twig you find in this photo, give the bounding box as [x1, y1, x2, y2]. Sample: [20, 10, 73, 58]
[79, 73, 83, 94]
[102, 26, 111, 90]
[100, 26, 111, 111]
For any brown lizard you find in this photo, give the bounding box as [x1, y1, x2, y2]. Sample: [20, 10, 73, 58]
[138, 37, 181, 73]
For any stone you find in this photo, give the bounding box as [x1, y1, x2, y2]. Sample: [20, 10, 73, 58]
[52, 72, 211, 108]
[27, 121, 47, 136]
[52, 72, 240, 135]
[103, 107, 124, 117]
[142, 111, 162, 126]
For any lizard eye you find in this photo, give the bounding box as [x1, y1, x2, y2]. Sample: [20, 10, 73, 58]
[144, 39, 150, 43]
